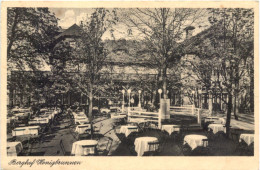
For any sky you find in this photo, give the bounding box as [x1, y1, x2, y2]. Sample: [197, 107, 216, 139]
[50, 8, 131, 40]
[49, 8, 210, 40]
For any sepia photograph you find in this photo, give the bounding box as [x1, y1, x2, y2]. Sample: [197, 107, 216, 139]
[1, 1, 259, 170]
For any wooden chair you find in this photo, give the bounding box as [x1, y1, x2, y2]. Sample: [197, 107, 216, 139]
[97, 137, 113, 156]
[236, 140, 254, 156]
[136, 122, 146, 133]
[113, 126, 126, 143]
[81, 145, 97, 156]
[181, 143, 192, 156]
[143, 141, 161, 156]
[230, 128, 243, 143]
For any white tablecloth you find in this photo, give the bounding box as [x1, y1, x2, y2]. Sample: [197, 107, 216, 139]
[28, 118, 49, 125]
[128, 118, 148, 123]
[12, 126, 40, 136]
[111, 115, 126, 119]
[7, 142, 23, 156]
[119, 126, 138, 137]
[161, 125, 180, 135]
[208, 124, 226, 134]
[75, 118, 89, 125]
[40, 114, 52, 120]
[14, 112, 29, 117]
[75, 114, 87, 119]
[184, 135, 208, 150]
[239, 134, 254, 146]
[71, 140, 98, 156]
[134, 137, 158, 156]
[205, 117, 226, 124]
[75, 124, 91, 134]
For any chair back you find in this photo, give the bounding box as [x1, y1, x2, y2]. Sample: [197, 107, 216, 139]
[147, 141, 160, 151]
[81, 145, 97, 156]
[202, 139, 209, 147]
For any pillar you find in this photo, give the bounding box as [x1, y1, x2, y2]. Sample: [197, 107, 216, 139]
[197, 108, 201, 124]
[209, 94, 213, 115]
[160, 99, 170, 122]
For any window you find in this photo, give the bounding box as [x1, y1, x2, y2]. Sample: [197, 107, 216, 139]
[70, 41, 76, 48]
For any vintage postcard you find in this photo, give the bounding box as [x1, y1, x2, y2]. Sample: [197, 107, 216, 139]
[1, 1, 259, 170]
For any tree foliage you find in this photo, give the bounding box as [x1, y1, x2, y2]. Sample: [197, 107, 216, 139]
[121, 8, 206, 99]
[185, 8, 254, 134]
[7, 8, 59, 71]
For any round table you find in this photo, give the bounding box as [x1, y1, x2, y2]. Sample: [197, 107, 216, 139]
[75, 124, 91, 134]
[205, 117, 226, 124]
[12, 126, 40, 136]
[239, 134, 254, 146]
[161, 125, 180, 135]
[208, 124, 226, 134]
[7, 142, 23, 156]
[71, 140, 98, 156]
[75, 118, 89, 124]
[134, 137, 158, 156]
[183, 135, 208, 150]
[119, 125, 138, 137]
[111, 114, 126, 119]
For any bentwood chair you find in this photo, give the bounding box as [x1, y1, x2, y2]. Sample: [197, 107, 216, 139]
[143, 141, 161, 156]
[113, 126, 126, 143]
[81, 145, 98, 156]
[97, 137, 113, 156]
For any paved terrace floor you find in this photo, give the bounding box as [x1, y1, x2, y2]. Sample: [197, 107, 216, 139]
[9, 112, 255, 156]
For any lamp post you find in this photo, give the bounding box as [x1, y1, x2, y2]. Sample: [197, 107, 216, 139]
[192, 90, 195, 115]
[127, 89, 131, 108]
[138, 90, 141, 108]
[192, 90, 195, 105]
[158, 89, 162, 106]
[198, 89, 202, 108]
[127, 89, 131, 121]
[208, 90, 213, 115]
[122, 90, 125, 112]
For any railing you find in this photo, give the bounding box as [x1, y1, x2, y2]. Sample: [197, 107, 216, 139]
[170, 105, 211, 124]
[128, 110, 159, 123]
[170, 105, 196, 115]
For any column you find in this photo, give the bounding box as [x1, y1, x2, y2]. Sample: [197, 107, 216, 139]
[208, 93, 213, 115]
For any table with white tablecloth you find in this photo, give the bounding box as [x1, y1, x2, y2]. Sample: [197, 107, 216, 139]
[71, 140, 98, 156]
[111, 114, 127, 119]
[75, 117, 89, 124]
[161, 125, 180, 135]
[183, 135, 208, 150]
[75, 124, 91, 134]
[40, 114, 52, 120]
[12, 126, 40, 136]
[239, 134, 254, 146]
[119, 125, 138, 137]
[75, 114, 87, 119]
[134, 137, 159, 156]
[205, 117, 226, 124]
[7, 142, 23, 156]
[208, 124, 226, 134]
[128, 118, 148, 124]
[28, 118, 49, 125]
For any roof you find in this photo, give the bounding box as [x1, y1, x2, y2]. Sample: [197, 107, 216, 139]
[54, 24, 82, 41]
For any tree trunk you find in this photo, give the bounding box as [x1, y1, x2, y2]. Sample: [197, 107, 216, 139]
[225, 94, 232, 138]
[162, 66, 167, 99]
[250, 66, 254, 113]
[88, 83, 93, 138]
[233, 94, 239, 120]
